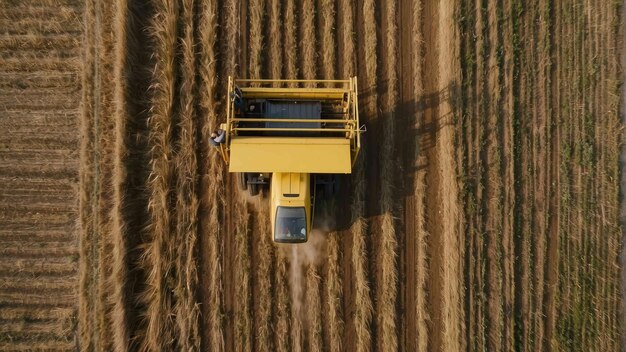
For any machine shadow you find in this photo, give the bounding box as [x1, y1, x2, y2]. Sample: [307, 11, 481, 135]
[327, 79, 460, 233]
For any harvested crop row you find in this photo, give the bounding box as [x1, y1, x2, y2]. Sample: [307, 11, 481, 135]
[484, 0, 505, 349]
[81, 0, 119, 350]
[531, 1, 551, 347]
[596, 0, 622, 347]
[499, 1, 516, 348]
[551, 0, 622, 350]
[459, 0, 523, 350]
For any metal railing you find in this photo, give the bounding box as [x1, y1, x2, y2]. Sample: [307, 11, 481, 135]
[222, 76, 362, 166]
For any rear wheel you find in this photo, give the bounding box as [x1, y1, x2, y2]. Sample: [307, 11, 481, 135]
[332, 174, 342, 195]
[318, 174, 341, 199]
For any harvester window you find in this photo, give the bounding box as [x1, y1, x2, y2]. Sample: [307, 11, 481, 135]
[274, 206, 307, 243]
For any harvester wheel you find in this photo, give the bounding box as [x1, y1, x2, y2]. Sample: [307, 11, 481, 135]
[323, 182, 333, 198]
[238, 173, 247, 191]
[249, 183, 259, 196]
[332, 174, 341, 195]
[247, 173, 259, 196]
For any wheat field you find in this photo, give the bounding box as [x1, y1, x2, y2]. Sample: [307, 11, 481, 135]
[0, 0, 623, 351]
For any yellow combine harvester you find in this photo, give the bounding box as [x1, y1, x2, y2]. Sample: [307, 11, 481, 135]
[218, 77, 361, 243]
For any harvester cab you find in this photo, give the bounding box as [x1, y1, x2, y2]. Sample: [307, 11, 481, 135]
[218, 77, 361, 243]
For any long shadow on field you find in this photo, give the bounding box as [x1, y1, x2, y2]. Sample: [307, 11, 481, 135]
[329, 80, 460, 231]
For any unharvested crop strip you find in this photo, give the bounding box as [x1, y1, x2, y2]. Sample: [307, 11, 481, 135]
[77, 1, 95, 347]
[283, 0, 298, 84]
[96, 0, 120, 344]
[375, 0, 399, 350]
[172, 0, 201, 350]
[350, 1, 376, 350]
[253, 204, 274, 351]
[319, 0, 335, 82]
[87, 0, 114, 349]
[247, 0, 264, 79]
[306, 264, 323, 352]
[337, 0, 355, 77]
[196, 0, 225, 350]
[219, 0, 239, 79]
[109, 0, 131, 349]
[437, 1, 463, 350]
[325, 232, 343, 352]
[267, 0, 281, 82]
[410, 0, 429, 351]
[234, 200, 253, 352]
[335, 0, 356, 349]
[81, 1, 100, 350]
[317, 1, 343, 350]
[140, 0, 178, 349]
[274, 251, 291, 352]
[290, 248, 304, 352]
[300, 0, 316, 83]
